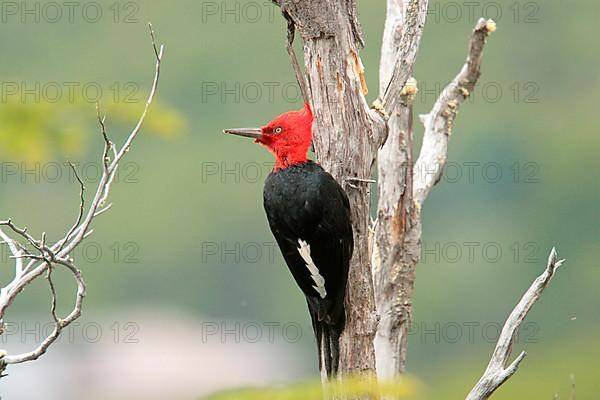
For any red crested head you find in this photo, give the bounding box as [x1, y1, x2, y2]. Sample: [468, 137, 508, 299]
[224, 103, 313, 170]
[257, 103, 313, 170]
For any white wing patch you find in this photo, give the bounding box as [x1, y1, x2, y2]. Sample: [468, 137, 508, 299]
[297, 239, 327, 299]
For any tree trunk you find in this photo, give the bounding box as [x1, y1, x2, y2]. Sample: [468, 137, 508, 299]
[274, 0, 500, 386]
[372, 0, 428, 378]
[273, 0, 386, 375]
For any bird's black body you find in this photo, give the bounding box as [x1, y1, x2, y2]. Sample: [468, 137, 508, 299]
[263, 160, 353, 375]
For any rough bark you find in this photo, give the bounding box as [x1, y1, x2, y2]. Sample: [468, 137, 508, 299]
[372, 0, 428, 379]
[372, 83, 421, 378]
[274, 0, 386, 375]
[273, 3, 560, 397]
[371, 16, 496, 380]
[273, 0, 496, 381]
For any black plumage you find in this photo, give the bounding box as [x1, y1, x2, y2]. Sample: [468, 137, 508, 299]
[263, 160, 353, 376]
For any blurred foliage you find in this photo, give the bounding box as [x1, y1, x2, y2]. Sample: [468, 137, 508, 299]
[205, 375, 420, 400]
[0, 94, 186, 162]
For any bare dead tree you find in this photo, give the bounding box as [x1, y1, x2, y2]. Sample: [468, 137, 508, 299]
[0, 24, 164, 376]
[374, 15, 498, 379]
[271, 0, 565, 397]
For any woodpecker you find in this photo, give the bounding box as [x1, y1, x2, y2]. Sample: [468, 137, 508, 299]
[224, 103, 352, 376]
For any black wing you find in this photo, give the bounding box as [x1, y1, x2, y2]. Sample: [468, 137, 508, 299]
[263, 162, 353, 324]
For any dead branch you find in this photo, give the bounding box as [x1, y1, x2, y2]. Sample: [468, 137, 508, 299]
[378, 0, 429, 119]
[282, 10, 310, 105]
[413, 18, 496, 206]
[466, 248, 566, 400]
[372, 0, 429, 380]
[0, 24, 164, 372]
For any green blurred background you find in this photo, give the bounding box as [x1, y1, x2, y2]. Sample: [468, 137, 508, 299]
[0, 0, 598, 398]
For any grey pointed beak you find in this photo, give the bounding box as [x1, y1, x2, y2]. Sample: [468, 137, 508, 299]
[223, 128, 262, 139]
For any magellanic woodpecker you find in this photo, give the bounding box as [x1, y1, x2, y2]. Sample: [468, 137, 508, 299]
[224, 103, 353, 376]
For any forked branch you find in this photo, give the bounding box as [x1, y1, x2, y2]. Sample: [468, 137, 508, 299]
[0, 24, 164, 372]
[466, 248, 566, 400]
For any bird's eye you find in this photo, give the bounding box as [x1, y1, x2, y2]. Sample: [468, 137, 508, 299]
[273, 127, 283, 134]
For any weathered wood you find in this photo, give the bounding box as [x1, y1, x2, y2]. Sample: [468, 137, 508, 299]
[414, 18, 496, 205]
[274, 0, 386, 375]
[372, 79, 421, 378]
[272, 7, 553, 400]
[466, 248, 565, 400]
[372, 0, 429, 379]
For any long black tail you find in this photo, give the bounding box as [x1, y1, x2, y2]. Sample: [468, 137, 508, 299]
[308, 302, 344, 377]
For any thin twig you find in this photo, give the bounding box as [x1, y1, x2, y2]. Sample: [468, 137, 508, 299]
[54, 22, 163, 258]
[56, 162, 85, 254]
[282, 11, 309, 104]
[0, 229, 23, 276]
[46, 265, 59, 324]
